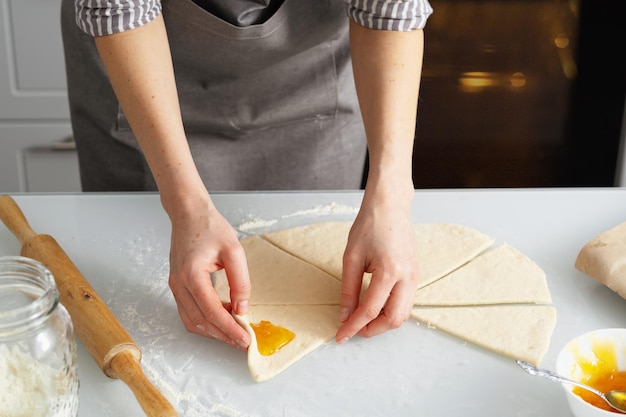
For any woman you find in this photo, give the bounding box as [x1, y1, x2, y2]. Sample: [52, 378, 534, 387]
[61, 0, 433, 350]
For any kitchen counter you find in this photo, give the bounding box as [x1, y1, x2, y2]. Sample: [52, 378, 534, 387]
[1, 189, 625, 417]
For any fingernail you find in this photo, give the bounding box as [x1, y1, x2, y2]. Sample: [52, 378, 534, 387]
[236, 337, 249, 351]
[340, 308, 350, 322]
[196, 324, 206, 333]
[337, 337, 349, 345]
[236, 300, 249, 315]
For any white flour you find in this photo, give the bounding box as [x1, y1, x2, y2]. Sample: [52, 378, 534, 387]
[234, 202, 359, 233]
[107, 204, 362, 416]
[236, 217, 278, 232]
[0, 344, 62, 417]
[280, 202, 359, 218]
[109, 230, 252, 417]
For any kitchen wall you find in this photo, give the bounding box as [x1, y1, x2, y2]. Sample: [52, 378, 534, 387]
[0, 0, 78, 193]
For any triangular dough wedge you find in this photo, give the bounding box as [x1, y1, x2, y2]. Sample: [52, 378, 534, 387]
[411, 305, 557, 366]
[213, 235, 341, 305]
[413, 244, 552, 306]
[235, 305, 341, 382]
[263, 222, 495, 288]
[262, 222, 351, 280]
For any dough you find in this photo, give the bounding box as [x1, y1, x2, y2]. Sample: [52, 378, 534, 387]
[213, 235, 343, 381]
[213, 235, 341, 305]
[411, 305, 557, 366]
[413, 243, 552, 306]
[263, 222, 495, 288]
[235, 305, 341, 382]
[575, 222, 626, 299]
[263, 221, 351, 280]
[212, 222, 555, 381]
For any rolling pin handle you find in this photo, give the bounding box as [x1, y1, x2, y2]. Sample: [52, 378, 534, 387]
[110, 350, 179, 417]
[1, 195, 177, 416]
[0, 195, 37, 245]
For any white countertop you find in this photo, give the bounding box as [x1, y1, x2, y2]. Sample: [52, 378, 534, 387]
[2, 189, 625, 417]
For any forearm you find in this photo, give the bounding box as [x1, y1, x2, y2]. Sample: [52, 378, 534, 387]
[350, 21, 424, 210]
[336, 23, 424, 341]
[94, 15, 210, 216]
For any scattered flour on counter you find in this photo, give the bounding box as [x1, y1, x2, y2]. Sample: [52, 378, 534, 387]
[0, 344, 63, 417]
[280, 202, 359, 218]
[112, 209, 374, 417]
[208, 403, 252, 417]
[142, 362, 253, 417]
[236, 217, 278, 232]
[234, 202, 359, 233]
[111, 229, 256, 417]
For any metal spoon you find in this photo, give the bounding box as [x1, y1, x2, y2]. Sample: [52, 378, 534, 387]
[516, 360, 626, 413]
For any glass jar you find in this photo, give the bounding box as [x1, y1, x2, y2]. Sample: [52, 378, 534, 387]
[0, 256, 79, 417]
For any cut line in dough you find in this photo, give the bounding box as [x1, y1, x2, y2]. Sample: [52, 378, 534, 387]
[413, 243, 552, 306]
[262, 222, 495, 288]
[211, 222, 555, 380]
[213, 235, 341, 305]
[411, 304, 557, 366]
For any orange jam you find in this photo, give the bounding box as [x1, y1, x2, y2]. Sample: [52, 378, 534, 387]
[571, 338, 626, 413]
[250, 320, 295, 356]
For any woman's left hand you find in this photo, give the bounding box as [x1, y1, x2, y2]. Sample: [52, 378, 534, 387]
[335, 198, 419, 343]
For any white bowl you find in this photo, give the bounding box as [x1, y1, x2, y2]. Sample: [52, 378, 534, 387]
[556, 328, 626, 417]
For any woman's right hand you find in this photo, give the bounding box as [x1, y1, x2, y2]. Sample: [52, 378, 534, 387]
[166, 194, 252, 351]
[92, 15, 250, 349]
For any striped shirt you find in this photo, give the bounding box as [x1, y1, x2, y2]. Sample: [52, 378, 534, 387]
[74, 0, 433, 37]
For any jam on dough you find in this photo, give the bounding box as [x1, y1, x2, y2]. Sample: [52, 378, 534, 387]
[250, 320, 295, 356]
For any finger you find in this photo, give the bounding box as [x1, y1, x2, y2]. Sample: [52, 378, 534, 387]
[221, 243, 251, 316]
[191, 282, 250, 349]
[356, 279, 414, 338]
[172, 287, 223, 338]
[172, 286, 228, 339]
[171, 277, 250, 350]
[174, 290, 234, 344]
[338, 250, 366, 324]
[335, 271, 394, 343]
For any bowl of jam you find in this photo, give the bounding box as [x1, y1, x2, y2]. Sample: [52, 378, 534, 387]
[556, 328, 626, 416]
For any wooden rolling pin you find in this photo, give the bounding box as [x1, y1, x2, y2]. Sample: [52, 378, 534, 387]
[0, 195, 178, 417]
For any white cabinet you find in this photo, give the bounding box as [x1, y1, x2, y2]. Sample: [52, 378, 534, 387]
[0, 0, 79, 192]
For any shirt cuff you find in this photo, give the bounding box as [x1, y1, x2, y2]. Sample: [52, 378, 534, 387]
[345, 0, 433, 31]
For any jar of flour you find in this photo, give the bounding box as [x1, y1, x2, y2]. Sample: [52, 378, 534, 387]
[0, 256, 79, 417]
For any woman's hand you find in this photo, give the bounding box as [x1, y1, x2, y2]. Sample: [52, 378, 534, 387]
[335, 194, 418, 343]
[336, 22, 423, 343]
[167, 195, 251, 351]
[94, 17, 250, 350]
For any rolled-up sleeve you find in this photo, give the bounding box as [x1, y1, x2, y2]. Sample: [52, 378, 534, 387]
[74, 0, 162, 36]
[345, 0, 433, 31]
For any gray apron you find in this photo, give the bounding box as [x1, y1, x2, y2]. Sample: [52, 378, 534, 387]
[61, 0, 366, 191]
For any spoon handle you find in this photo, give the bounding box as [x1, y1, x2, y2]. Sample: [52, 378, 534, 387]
[516, 360, 605, 398]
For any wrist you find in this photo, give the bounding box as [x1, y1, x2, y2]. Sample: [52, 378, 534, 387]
[159, 178, 214, 225]
[362, 168, 414, 214]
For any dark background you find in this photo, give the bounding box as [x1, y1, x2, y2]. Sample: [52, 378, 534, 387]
[410, 0, 626, 188]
